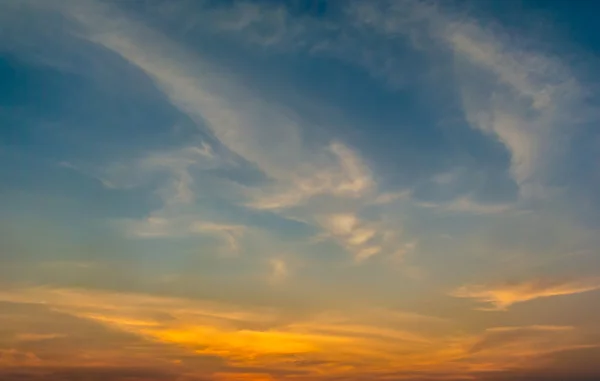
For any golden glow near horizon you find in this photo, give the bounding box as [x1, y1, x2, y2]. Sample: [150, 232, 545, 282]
[0, 287, 597, 380]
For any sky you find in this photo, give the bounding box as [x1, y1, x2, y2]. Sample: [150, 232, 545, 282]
[1, 0, 600, 380]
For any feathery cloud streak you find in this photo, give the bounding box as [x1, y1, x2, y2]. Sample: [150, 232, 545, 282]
[452, 277, 600, 310]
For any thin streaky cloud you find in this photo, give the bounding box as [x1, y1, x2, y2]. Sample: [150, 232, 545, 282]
[451, 277, 600, 310]
[347, 0, 592, 198]
[56, 0, 418, 263]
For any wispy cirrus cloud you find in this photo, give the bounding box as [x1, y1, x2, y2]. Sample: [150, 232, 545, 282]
[417, 196, 512, 215]
[167, 0, 594, 210]
[30, 0, 553, 279]
[347, 0, 593, 202]
[14, 0, 600, 219]
[49, 0, 415, 262]
[463, 325, 598, 373]
[447, 26, 581, 196]
[243, 142, 374, 211]
[121, 215, 245, 254]
[99, 142, 218, 201]
[451, 277, 600, 310]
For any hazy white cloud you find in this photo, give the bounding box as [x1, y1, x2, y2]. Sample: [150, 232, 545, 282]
[51, 0, 419, 264]
[319, 213, 379, 261]
[344, 1, 590, 202]
[316, 212, 411, 262]
[417, 196, 512, 215]
[20, 0, 590, 287]
[447, 23, 580, 193]
[245, 142, 374, 211]
[123, 214, 245, 254]
[62, 0, 591, 208]
[372, 190, 410, 205]
[268, 258, 288, 284]
[66, 141, 219, 206]
[141, 143, 217, 205]
[169, 0, 591, 205]
[46, 1, 567, 282]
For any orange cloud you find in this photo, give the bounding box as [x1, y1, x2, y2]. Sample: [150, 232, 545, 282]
[0, 349, 42, 367]
[463, 325, 598, 372]
[213, 372, 275, 381]
[0, 287, 597, 381]
[13, 333, 66, 342]
[450, 277, 600, 310]
[0, 287, 463, 377]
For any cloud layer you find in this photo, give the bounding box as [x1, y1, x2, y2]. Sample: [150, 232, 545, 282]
[1, 0, 600, 380]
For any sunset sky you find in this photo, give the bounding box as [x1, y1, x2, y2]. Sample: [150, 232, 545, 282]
[1, 0, 600, 380]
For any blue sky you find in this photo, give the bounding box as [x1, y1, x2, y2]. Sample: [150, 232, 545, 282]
[1, 1, 600, 380]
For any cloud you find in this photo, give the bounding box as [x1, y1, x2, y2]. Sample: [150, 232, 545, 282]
[268, 258, 288, 284]
[13, 333, 66, 342]
[417, 196, 512, 215]
[20, 0, 540, 278]
[62, 139, 222, 210]
[0, 287, 464, 377]
[373, 190, 411, 205]
[448, 27, 578, 193]
[317, 213, 408, 262]
[25, 0, 597, 223]
[0, 349, 42, 367]
[469, 325, 574, 355]
[138, 143, 216, 205]
[463, 325, 597, 372]
[0, 298, 212, 376]
[3, 1, 600, 380]
[147, 0, 591, 210]
[92, 141, 219, 202]
[244, 142, 374, 211]
[176, 0, 302, 47]
[348, 0, 591, 200]
[2, 286, 599, 380]
[45, 0, 420, 263]
[0, 367, 184, 381]
[451, 277, 600, 310]
[121, 214, 245, 253]
[65, 0, 342, 194]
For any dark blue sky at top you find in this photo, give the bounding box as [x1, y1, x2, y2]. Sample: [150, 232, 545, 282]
[1, 0, 599, 223]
